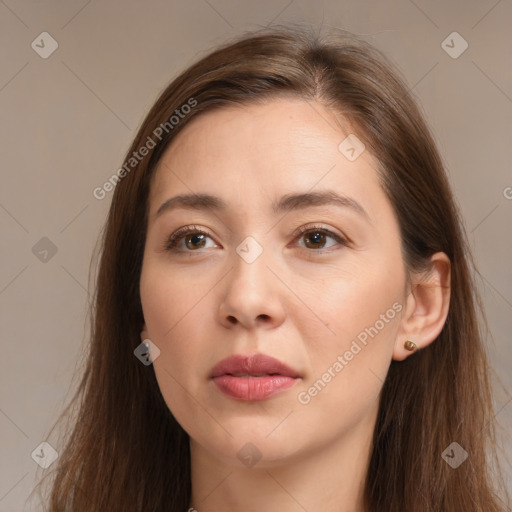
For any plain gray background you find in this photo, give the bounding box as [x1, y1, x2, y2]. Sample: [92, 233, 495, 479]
[1, 1, 511, 510]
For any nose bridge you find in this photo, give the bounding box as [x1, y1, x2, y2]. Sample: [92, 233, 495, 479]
[218, 232, 285, 328]
[227, 192, 274, 271]
[228, 233, 273, 294]
[235, 233, 267, 266]
[220, 180, 283, 294]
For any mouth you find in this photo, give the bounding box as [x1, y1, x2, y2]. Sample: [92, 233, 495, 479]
[210, 353, 301, 401]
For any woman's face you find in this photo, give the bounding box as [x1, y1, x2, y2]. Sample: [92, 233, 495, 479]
[140, 97, 408, 467]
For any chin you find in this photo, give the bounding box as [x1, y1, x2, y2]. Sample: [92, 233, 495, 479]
[191, 424, 308, 468]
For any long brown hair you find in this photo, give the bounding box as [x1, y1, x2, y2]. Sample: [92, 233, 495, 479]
[34, 24, 510, 511]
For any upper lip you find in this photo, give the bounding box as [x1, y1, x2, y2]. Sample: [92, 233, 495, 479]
[210, 353, 300, 378]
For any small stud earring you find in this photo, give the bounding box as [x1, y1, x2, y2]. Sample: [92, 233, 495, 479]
[404, 339, 417, 352]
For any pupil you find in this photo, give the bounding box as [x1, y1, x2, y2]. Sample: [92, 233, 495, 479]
[187, 233, 206, 249]
[306, 231, 325, 248]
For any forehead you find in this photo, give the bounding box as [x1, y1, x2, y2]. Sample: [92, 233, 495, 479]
[149, 97, 382, 212]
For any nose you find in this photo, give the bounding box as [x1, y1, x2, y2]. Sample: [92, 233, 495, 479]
[217, 247, 286, 330]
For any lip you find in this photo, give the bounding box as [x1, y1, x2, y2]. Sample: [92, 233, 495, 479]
[210, 353, 301, 402]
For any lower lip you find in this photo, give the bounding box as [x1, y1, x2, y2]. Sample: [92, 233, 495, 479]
[212, 375, 298, 401]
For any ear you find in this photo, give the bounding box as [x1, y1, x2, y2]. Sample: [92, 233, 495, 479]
[393, 252, 451, 361]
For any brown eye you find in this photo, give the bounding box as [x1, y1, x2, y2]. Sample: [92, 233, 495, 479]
[164, 226, 216, 252]
[295, 226, 346, 252]
[184, 233, 207, 250]
[303, 230, 328, 249]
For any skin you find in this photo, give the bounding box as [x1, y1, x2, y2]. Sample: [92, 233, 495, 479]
[139, 97, 451, 512]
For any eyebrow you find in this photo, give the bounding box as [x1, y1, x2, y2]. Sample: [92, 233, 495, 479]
[155, 190, 370, 221]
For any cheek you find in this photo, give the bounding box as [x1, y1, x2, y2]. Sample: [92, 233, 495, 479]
[140, 262, 215, 426]
[292, 257, 403, 407]
[292, 301, 400, 445]
[292, 256, 403, 351]
[140, 261, 206, 338]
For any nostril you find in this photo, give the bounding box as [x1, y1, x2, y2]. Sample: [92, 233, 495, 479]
[227, 316, 237, 324]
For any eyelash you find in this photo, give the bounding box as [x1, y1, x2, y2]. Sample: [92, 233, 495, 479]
[163, 224, 349, 255]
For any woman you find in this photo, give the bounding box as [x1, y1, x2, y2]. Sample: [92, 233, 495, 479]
[35, 25, 510, 511]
